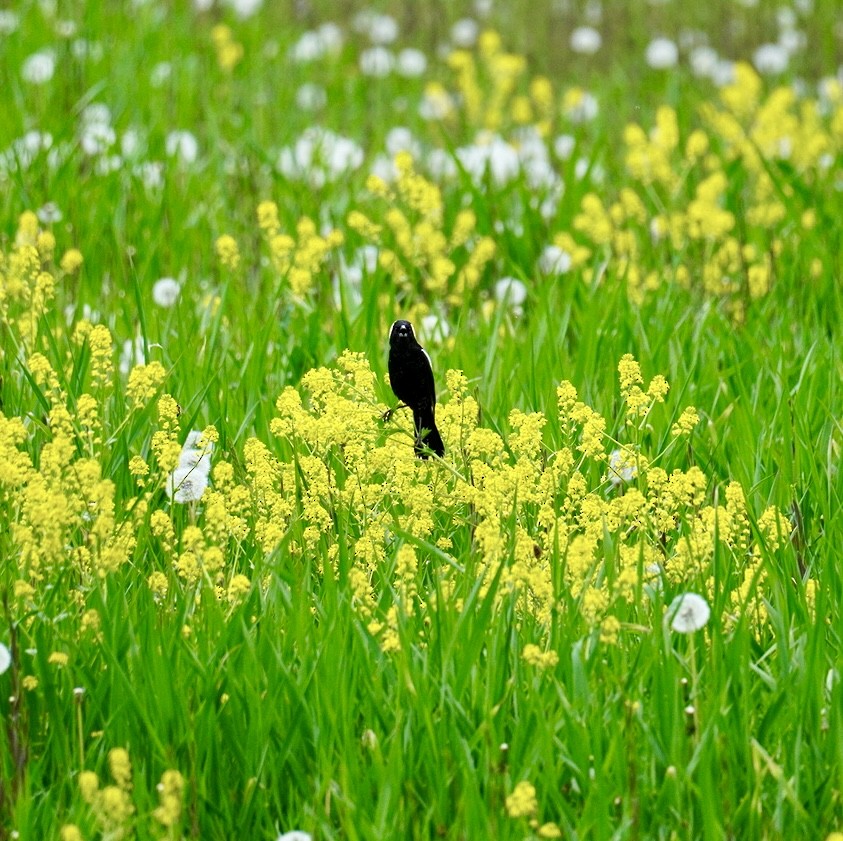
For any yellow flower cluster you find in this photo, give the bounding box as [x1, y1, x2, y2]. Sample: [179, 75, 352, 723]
[0, 211, 60, 346]
[215, 233, 241, 270]
[78, 749, 135, 839]
[71, 751, 184, 837]
[505, 780, 538, 817]
[258, 201, 343, 298]
[446, 31, 535, 132]
[211, 23, 243, 72]
[560, 66, 842, 317]
[348, 152, 495, 306]
[153, 769, 185, 828]
[3, 345, 137, 584]
[173, 350, 802, 653]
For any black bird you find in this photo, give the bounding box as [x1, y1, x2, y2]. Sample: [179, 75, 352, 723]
[387, 320, 445, 458]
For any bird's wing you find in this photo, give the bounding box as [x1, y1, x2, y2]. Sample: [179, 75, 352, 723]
[420, 347, 436, 407]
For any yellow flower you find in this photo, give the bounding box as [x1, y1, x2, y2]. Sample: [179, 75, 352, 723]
[48, 651, 69, 667]
[79, 770, 99, 803]
[148, 571, 169, 598]
[215, 234, 240, 270]
[522, 644, 559, 669]
[108, 747, 132, 790]
[671, 406, 700, 437]
[154, 769, 185, 827]
[227, 573, 251, 604]
[127, 361, 167, 408]
[60, 825, 84, 841]
[506, 781, 538, 818]
[60, 248, 84, 273]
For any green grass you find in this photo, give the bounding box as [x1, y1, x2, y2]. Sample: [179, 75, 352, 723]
[1, 1, 843, 839]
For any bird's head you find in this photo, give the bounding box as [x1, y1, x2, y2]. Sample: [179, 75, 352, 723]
[389, 320, 415, 346]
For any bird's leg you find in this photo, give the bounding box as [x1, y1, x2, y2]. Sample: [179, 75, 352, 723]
[382, 402, 408, 423]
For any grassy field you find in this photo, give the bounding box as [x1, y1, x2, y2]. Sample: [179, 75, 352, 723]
[1, 0, 842, 838]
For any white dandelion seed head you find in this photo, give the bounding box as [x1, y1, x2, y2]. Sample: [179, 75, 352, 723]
[668, 592, 711, 633]
[165, 130, 199, 165]
[419, 87, 454, 120]
[753, 43, 789, 75]
[711, 59, 735, 87]
[607, 448, 638, 485]
[289, 24, 343, 63]
[166, 462, 210, 504]
[150, 61, 172, 87]
[359, 46, 395, 77]
[565, 91, 599, 123]
[396, 48, 427, 77]
[80, 121, 116, 156]
[424, 148, 456, 180]
[295, 83, 327, 111]
[689, 45, 719, 79]
[494, 276, 528, 309]
[570, 26, 602, 55]
[554, 134, 576, 160]
[538, 244, 572, 275]
[316, 23, 343, 53]
[778, 28, 806, 55]
[136, 161, 164, 190]
[37, 202, 62, 224]
[421, 313, 451, 341]
[645, 37, 678, 70]
[0, 9, 20, 33]
[118, 334, 146, 375]
[22, 50, 56, 84]
[153, 277, 181, 308]
[224, 0, 263, 19]
[0, 643, 11, 675]
[364, 13, 399, 45]
[81, 103, 111, 128]
[121, 128, 145, 159]
[276, 833, 312, 841]
[385, 126, 420, 158]
[290, 31, 325, 62]
[451, 18, 480, 47]
[178, 430, 214, 470]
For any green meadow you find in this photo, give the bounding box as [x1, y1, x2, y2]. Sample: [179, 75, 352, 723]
[1, 1, 842, 838]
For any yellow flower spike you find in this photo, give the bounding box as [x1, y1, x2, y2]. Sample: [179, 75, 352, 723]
[522, 644, 559, 669]
[215, 234, 240, 270]
[154, 769, 185, 827]
[16, 210, 39, 245]
[126, 361, 167, 409]
[108, 748, 132, 791]
[148, 571, 168, 598]
[59, 248, 84, 273]
[256, 200, 280, 235]
[505, 781, 538, 818]
[79, 770, 99, 803]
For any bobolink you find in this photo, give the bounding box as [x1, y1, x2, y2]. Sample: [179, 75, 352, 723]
[387, 319, 445, 458]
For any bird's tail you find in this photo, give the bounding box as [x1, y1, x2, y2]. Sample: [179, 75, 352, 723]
[413, 407, 445, 458]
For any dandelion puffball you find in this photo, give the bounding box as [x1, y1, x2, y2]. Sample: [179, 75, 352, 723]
[668, 593, 711, 633]
[152, 277, 181, 308]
